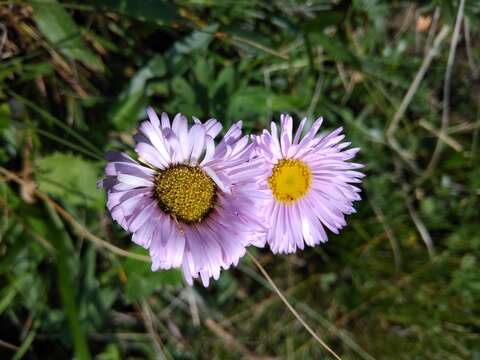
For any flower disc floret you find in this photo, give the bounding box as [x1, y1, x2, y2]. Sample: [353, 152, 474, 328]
[268, 159, 312, 204]
[154, 165, 216, 224]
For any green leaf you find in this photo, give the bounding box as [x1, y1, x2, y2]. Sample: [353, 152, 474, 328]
[95, 344, 122, 360]
[193, 57, 212, 88]
[92, 0, 180, 24]
[210, 66, 235, 98]
[110, 55, 166, 130]
[228, 87, 306, 119]
[0, 283, 19, 316]
[309, 32, 360, 67]
[0, 102, 11, 131]
[300, 10, 344, 33]
[122, 248, 182, 302]
[12, 325, 37, 360]
[223, 26, 276, 58]
[173, 24, 219, 55]
[110, 26, 217, 130]
[227, 87, 270, 117]
[35, 153, 104, 209]
[171, 76, 196, 104]
[30, 0, 104, 71]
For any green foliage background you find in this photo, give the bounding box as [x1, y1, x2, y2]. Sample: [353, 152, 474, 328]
[1, 0, 479, 359]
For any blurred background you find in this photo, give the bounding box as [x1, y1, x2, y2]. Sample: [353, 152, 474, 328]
[1, 0, 479, 359]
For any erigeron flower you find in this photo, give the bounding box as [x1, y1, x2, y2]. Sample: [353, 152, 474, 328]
[99, 108, 264, 286]
[253, 114, 364, 253]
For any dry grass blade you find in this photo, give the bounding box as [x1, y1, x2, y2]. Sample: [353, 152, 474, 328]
[464, 18, 479, 77]
[405, 195, 435, 258]
[140, 300, 171, 360]
[385, 24, 450, 174]
[204, 318, 275, 360]
[418, 119, 463, 152]
[246, 250, 343, 360]
[0, 338, 19, 351]
[420, 0, 466, 182]
[368, 196, 402, 270]
[387, 25, 450, 139]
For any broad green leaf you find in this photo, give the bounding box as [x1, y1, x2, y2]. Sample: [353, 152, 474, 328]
[110, 55, 166, 130]
[228, 87, 306, 119]
[35, 152, 104, 209]
[171, 76, 196, 104]
[193, 58, 212, 88]
[228, 87, 270, 117]
[270, 93, 308, 111]
[173, 24, 219, 55]
[30, 0, 104, 71]
[111, 26, 217, 130]
[210, 66, 235, 99]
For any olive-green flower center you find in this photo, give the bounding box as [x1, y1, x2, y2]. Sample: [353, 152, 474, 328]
[154, 165, 216, 224]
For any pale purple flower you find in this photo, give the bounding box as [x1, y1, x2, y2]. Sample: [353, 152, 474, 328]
[99, 108, 264, 286]
[252, 114, 365, 254]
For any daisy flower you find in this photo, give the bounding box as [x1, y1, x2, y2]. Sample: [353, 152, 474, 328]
[253, 114, 364, 254]
[99, 108, 264, 286]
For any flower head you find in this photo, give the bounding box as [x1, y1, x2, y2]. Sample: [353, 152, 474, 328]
[253, 114, 364, 253]
[99, 108, 264, 286]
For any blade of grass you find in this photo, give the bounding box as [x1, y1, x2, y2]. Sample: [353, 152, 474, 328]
[13, 120, 102, 160]
[7, 90, 103, 159]
[420, 0, 466, 182]
[246, 250, 342, 360]
[240, 257, 374, 360]
[12, 324, 37, 360]
[44, 202, 91, 360]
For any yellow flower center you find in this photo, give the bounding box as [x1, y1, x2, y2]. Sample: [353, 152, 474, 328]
[154, 165, 216, 224]
[268, 159, 312, 204]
